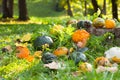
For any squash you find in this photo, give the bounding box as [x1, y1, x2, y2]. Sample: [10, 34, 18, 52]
[16, 46, 30, 59]
[77, 20, 92, 29]
[93, 17, 105, 28]
[53, 47, 68, 56]
[41, 52, 57, 64]
[72, 29, 90, 43]
[94, 57, 111, 67]
[69, 51, 87, 65]
[33, 36, 53, 50]
[105, 19, 116, 29]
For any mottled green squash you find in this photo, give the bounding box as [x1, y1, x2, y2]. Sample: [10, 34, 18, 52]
[69, 48, 87, 65]
[41, 52, 57, 64]
[77, 20, 92, 29]
[33, 36, 53, 50]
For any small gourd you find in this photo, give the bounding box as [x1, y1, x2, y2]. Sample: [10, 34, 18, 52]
[41, 52, 57, 64]
[105, 19, 116, 29]
[93, 17, 105, 28]
[53, 47, 68, 56]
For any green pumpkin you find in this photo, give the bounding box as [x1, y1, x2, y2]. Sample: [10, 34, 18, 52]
[41, 52, 57, 64]
[77, 20, 92, 29]
[33, 36, 53, 50]
[69, 48, 87, 65]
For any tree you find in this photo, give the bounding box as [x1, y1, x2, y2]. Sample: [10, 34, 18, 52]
[2, 0, 13, 18]
[66, 0, 73, 17]
[102, 0, 106, 15]
[91, 0, 99, 12]
[111, 0, 118, 20]
[18, 0, 29, 21]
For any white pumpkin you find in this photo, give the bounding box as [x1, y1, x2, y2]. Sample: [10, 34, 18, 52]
[104, 47, 120, 59]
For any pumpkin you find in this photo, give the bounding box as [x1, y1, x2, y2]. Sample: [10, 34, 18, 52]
[94, 57, 111, 67]
[33, 36, 53, 50]
[69, 51, 87, 65]
[77, 20, 92, 29]
[50, 25, 64, 35]
[93, 17, 105, 28]
[16, 46, 30, 59]
[53, 47, 68, 56]
[105, 19, 116, 29]
[72, 29, 90, 43]
[41, 52, 57, 64]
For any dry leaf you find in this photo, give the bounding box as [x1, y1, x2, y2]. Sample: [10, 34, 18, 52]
[96, 66, 118, 73]
[15, 42, 28, 47]
[21, 33, 32, 42]
[71, 71, 81, 77]
[1, 45, 12, 53]
[44, 61, 59, 69]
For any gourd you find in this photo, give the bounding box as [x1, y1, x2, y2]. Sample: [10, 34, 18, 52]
[77, 20, 92, 29]
[41, 52, 57, 64]
[33, 36, 53, 50]
[105, 19, 116, 29]
[92, 17, 105, 28]
[69, 50, 87, 65]
[53, 47, 68, 56]
[72, 29, 90, 43]
[16, 46, 30, 59]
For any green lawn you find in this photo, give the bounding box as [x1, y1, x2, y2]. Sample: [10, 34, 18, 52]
[0, 0, 120, 80]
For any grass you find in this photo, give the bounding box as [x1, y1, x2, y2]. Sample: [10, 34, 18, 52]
[0, 0, 120, 80]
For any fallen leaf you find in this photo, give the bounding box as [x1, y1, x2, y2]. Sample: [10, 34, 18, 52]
[71, 71, 81, 77]
[21, 33, 32, 42]
[1, 45, 12, 53]
[44, 61, 59, 69]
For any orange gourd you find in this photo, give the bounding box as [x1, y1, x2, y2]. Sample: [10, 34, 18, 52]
[105, 19, 116, 29]
[16, 46, 30, 59]
[72, 29, 90, 43]
[53, 47, 68, 56]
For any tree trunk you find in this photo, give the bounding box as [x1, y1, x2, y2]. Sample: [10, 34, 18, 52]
[84, 0, 87, 16]
[91, 0, 99, 12]
[18, 0, 29, 21]
[66, 0, 73, 17]
[102, 0, 106, 15]
[2, 0, 13, 18]
[111, 0, 118, 20]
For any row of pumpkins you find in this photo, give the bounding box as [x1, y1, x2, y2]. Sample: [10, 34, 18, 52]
[74, 17, 116, 29]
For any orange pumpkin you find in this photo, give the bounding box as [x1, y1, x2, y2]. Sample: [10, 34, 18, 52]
[16, 46, 30, 59]
[72, 29, 90, 43]
[53, 47, 68, 56]
[105, 19, 116, 29]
